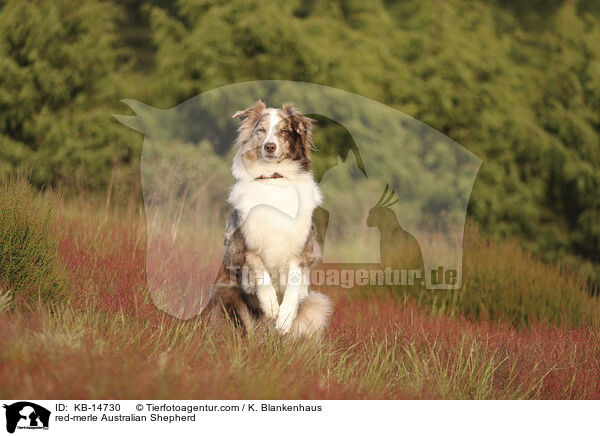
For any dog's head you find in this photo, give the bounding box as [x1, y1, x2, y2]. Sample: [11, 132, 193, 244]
[232, 100, 314, 179]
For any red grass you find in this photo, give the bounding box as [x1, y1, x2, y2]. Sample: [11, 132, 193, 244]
[0, 208, 598, 400]
[328, 296, 600, 399]
[59, 218, 147, 316]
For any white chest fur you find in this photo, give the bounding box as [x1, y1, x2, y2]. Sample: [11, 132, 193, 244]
[229, 176, 321, 270]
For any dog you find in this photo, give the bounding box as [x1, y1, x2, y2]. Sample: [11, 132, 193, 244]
[203, 100, 333, 337]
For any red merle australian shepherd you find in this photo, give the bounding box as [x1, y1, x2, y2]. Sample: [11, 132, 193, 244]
[203, 100, 333, 337]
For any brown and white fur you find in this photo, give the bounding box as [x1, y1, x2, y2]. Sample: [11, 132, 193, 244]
[203, 100, 333, 337]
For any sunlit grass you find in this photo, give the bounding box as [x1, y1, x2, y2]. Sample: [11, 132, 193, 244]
[0, 181, 598, 399]
[1, 295, 598, 399]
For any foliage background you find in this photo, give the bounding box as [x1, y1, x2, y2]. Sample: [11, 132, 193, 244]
[1, 0, 599, 283]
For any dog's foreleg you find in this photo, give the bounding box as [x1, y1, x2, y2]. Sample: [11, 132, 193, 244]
[256, 270, 279, 319]
[276, 260, 307, 334]
[245, 252, 279, 319]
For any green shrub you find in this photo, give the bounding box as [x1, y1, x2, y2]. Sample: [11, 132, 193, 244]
[0, 177, 65, 308]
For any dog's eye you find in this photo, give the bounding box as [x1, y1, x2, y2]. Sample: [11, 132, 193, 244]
[255, 128, 266, 135]
[280, 129, 288, 136]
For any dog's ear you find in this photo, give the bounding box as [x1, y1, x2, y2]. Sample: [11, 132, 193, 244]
[282, 103, 315, 169]
[232, 99, 266, 122]
[282, 103, 314, 143]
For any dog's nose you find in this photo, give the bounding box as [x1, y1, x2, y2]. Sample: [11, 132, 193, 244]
[264, 142, 276, 153]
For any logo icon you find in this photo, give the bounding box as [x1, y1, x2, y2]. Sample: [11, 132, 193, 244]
[3, 402, 50, 434]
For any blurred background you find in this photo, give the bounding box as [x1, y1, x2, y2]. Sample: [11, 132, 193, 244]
[1, 0, 599, 287]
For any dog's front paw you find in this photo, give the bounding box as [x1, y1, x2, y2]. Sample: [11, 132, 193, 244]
[258, 284, 279, 319]
[275, 301, 298, 334]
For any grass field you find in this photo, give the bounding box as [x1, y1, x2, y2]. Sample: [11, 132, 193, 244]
[1, 179, 599, 399]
